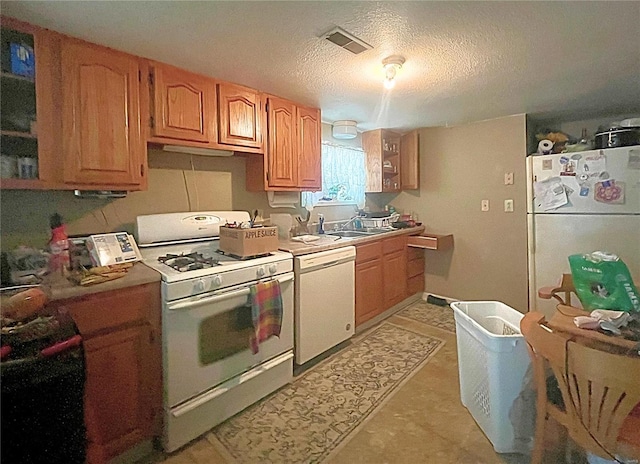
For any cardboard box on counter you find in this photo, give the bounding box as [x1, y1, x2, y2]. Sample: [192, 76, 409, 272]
[219, 226, 279, 258]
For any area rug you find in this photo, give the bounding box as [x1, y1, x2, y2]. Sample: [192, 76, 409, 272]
[396, 300, 457, 333]
[208, 322, 443, 463]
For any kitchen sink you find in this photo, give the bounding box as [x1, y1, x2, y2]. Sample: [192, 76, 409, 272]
[356, 227, 393, 234]
[325, 230, 374, 238]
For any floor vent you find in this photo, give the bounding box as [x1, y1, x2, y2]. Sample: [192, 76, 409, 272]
[324, 27, 372, 55]
[427, 295, 449, 307]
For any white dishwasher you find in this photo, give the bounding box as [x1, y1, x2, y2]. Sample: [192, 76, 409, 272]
[294, 246, 356, 365]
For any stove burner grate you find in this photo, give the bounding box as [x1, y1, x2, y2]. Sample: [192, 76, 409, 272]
[158, 252, 220, 272]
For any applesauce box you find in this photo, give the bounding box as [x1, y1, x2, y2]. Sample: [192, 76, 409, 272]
[218, 226, 279, 257]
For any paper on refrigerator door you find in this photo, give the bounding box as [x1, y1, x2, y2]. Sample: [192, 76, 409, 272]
[533, 176, 569, 210]
[87, 232, 142, 266]
[581, 153, 607, 177]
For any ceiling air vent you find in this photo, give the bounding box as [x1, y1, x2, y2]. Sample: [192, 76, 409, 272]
[324, 27, 372, 55]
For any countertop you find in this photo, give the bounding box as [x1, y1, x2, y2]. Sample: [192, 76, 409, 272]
[38, 227, 425, 299]
[44, 262, 161, 302]
[278, 226, 426, 256]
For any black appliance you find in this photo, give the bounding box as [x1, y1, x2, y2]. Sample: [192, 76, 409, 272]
[1, 287, 86, 464]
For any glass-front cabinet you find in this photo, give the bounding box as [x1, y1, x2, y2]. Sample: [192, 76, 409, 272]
[0, 16, 63, 190]
[1, 22, 39, 185]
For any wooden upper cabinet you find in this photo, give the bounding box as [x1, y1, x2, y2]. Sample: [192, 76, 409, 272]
[0, 17, 63, 190]
[217, 82, 262, 149]
[150, 64, 216, 143]
[297, 105, 321, 190]
[61, 39, 143, 186]
[400, 130, 419, 189]
[246, 95, 321, 191]
[362, 129, 401, 193]
[266, 96, 297, 188]
[363, 128, 419, 192]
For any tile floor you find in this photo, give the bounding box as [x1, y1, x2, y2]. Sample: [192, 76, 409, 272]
[141, 311, 568, 463]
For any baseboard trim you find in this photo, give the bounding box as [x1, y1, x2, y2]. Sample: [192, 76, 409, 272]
[421, 291, 458, 303]
[355, 293, 422, 335]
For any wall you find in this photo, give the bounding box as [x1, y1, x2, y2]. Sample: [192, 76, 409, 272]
[1, 123, 357, 251]
[1, 117, 531, 312]
[385, 114, 530, 312]
[0, 149, 296, 250]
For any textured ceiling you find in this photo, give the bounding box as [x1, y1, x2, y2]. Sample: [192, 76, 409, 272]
[3, 1, 640, 132]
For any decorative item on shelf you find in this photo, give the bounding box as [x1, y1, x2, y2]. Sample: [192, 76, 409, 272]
[1, 155, 18, 178]
[17, 156, 37, 179]
[9, 42, 35, 78]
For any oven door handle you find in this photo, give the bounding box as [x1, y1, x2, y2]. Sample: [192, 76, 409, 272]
[171, 351, 293, 418]
[167, 273, 293, 311]
[168, 287, 250, 311]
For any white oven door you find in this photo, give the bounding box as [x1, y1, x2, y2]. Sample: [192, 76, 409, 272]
[164, 272, 294, 407]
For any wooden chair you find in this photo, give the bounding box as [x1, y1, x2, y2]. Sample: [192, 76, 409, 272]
[566, 338, 640, 461]
[538, 273, 580, 307]
[520, 311, 573, 463]
[521, 312, 640, 463]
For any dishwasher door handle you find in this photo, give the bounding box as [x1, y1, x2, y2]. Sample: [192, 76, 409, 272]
[299, 257, 354, 274]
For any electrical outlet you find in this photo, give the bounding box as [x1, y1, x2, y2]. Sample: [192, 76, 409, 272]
[504, 172, 514, 185]
[504, 199, 514, 212]
[481, 200, 489, 212]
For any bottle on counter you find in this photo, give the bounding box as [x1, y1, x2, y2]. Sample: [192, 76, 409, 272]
[48, 213, 70, 275]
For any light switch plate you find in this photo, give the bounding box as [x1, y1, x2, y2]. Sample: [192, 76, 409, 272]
[481, 200, 489, 212]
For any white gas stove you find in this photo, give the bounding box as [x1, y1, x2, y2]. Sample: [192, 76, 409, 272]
[137, 211, 293, 300]
[135, 211, 294, 452]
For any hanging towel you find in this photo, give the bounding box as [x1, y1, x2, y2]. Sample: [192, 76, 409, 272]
[249, 280, 283, 354]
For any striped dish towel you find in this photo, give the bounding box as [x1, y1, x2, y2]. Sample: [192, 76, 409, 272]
[249, 280, 283, 354]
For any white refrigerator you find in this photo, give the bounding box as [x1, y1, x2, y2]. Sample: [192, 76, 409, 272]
[527, 146, 640, 318]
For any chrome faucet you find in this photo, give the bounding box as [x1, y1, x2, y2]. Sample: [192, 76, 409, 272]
[337, 215, 359, 231]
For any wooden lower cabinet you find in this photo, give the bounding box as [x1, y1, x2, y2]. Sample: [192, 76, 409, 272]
[355, 257, 384, 326]
[58, 282, 161, 463]
[382, 236, 407, 308]
[383, 249, 407, 307]
[355, 234, 424, 327]
[407, 246, 425, 295]
[83, 325, 154, 462]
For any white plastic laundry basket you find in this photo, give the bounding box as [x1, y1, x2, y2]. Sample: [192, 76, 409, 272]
[450, 301, 531, 454]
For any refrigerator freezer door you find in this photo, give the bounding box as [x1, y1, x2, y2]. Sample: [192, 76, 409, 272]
[528, 213, 640, 319]
[529, 147, 640, 214]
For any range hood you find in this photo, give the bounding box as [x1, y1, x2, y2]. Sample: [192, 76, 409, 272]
[74, 190, 127, 199]
[162, 144, 235, 157]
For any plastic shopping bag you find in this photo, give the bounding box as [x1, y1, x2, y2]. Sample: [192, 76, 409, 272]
[568, 251, 640, 312]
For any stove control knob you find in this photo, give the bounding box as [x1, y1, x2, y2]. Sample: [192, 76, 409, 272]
[195, 279, 206, 292]
[256, 267, 266, 278]
[268, 264, 278, 274]
[211, 275, 223, 287]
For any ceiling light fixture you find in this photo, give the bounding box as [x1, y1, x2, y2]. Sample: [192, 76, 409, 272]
[332, 120, 358, 140]
[382, 55, 405, 89]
